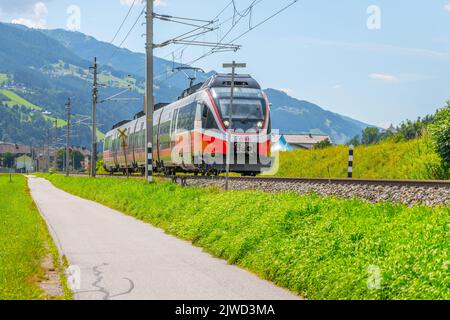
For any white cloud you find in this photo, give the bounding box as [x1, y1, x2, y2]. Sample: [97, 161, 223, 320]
[369, 73, 399, 83]
[333, 84, 342, 89]
[444, 4, 450, 12]
[294, 36, 450, 62]
[11, 1, 48, 29]
[120, 0, 167, 6]
[369, 73, 433, 83]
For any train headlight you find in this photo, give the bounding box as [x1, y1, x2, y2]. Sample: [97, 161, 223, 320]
[257, 121, 264, 129]
[223, 120, 230, 128]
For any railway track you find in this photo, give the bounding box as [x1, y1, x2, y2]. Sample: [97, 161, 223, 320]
[178, 175, 450, 188]
[171, 175, 450, 207]
[61, 173, 450, 206]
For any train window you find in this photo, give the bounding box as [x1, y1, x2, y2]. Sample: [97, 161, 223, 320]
[202, 105, 219, 130]
[104, 137, 110, 151]
[159, 121, 171, 149]
[176, 102, 196, 131]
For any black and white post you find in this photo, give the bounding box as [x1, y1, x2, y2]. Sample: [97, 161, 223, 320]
[145, 0, 154, 183]
[348, 145, 354, 179]
[222, 61, 246, 191]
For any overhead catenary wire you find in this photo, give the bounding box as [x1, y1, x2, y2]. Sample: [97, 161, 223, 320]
[110, 0, 137, 45]
[100, 7, 146, 71]
[153, 0, 261, 83]
[185, 0, 298, 67]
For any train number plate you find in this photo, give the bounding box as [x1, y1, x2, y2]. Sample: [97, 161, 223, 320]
[236, 143, 254, 154]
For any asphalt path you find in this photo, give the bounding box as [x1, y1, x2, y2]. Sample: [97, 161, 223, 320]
[27, 176, 300, 300]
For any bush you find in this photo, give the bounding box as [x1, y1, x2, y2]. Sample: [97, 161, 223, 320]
[429, 102, 450, 174]
[314, 138, 332, 149]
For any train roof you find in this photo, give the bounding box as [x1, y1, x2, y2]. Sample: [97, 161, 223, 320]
[176, 73, 261, 100]
[109, 73, 262, 131]
[202, 73, 261, 90]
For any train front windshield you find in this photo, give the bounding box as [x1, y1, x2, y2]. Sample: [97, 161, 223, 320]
[211, 87, 266, 131]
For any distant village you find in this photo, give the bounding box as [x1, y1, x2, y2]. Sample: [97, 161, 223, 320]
[0, 142, 91, 173]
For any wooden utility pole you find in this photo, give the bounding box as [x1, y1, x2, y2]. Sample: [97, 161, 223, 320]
[222, 61, 246, 191]
[90, 57, 98, 177]
[66, 98, 71, 177]
[145, 0, 154, 183]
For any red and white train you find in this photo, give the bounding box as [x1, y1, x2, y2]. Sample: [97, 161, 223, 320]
[103, 73, 272, 176]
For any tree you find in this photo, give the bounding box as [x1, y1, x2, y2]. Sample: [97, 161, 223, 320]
[347, 135, 361, 147]
[429, 102, 450, 172]
[314, 138, 332, 149]
[55, 148, 84, 171]
[1, 152, 15, 168]
[361, 127, 381, 145]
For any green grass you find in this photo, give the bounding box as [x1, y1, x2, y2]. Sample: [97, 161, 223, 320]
[0, 88, 106, 139]
[0, 174, 71, 300]
[0, 89, 43, 111]
[0, 73, 8, 85]
[42, 174, 450, 300]
[276, 136, 445, 180]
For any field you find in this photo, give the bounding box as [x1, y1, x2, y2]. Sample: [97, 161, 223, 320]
[0, 88, 105, 140]
[276, 136, 445, 180]
[0, 89, 67, 127]
[0, 73, 8, 85]
[0, 175, 69, 299]
[43, 174, 450, 300]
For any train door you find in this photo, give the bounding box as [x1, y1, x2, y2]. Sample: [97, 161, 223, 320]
[155, 110, 163, 165]
[131, 120, 139, 166]
[112, 132, 119, 168]
[158, 108, 173, 165]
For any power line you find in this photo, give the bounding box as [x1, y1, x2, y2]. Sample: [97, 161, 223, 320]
[152, 1, 259, 84]
[221, 0, 299, 47]
[169, 0, 262, 68]
[110, 0, 137, 45]
[186, 0, 298, 67]
[101, 7, 146, 71]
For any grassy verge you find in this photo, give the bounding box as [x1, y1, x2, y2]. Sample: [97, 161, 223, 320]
[276, 137, 445, 180]
[0, 174, 71, 300]
[42, 174, 450, 300]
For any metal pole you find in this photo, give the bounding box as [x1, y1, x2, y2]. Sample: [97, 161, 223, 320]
[145, 0, 154, 183]
[222, 62, 246, 191]
[66, 98, 71, 177]
[53, 119, 57, 170]
[46, 127, 50, 172]
[91, 57, 98, 177]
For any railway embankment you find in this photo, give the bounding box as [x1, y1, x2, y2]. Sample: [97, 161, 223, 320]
[180, 176, 450, 207]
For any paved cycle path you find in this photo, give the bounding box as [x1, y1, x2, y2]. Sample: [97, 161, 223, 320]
[28, 176, 300, 300]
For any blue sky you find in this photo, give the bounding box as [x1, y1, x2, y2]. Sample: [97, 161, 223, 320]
[1, 0, 450, 127]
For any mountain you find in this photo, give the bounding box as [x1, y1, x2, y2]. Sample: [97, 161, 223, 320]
[41, 28, 214, 91]
[0, 23, 371, 147]
[265, 89, 368, 143]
